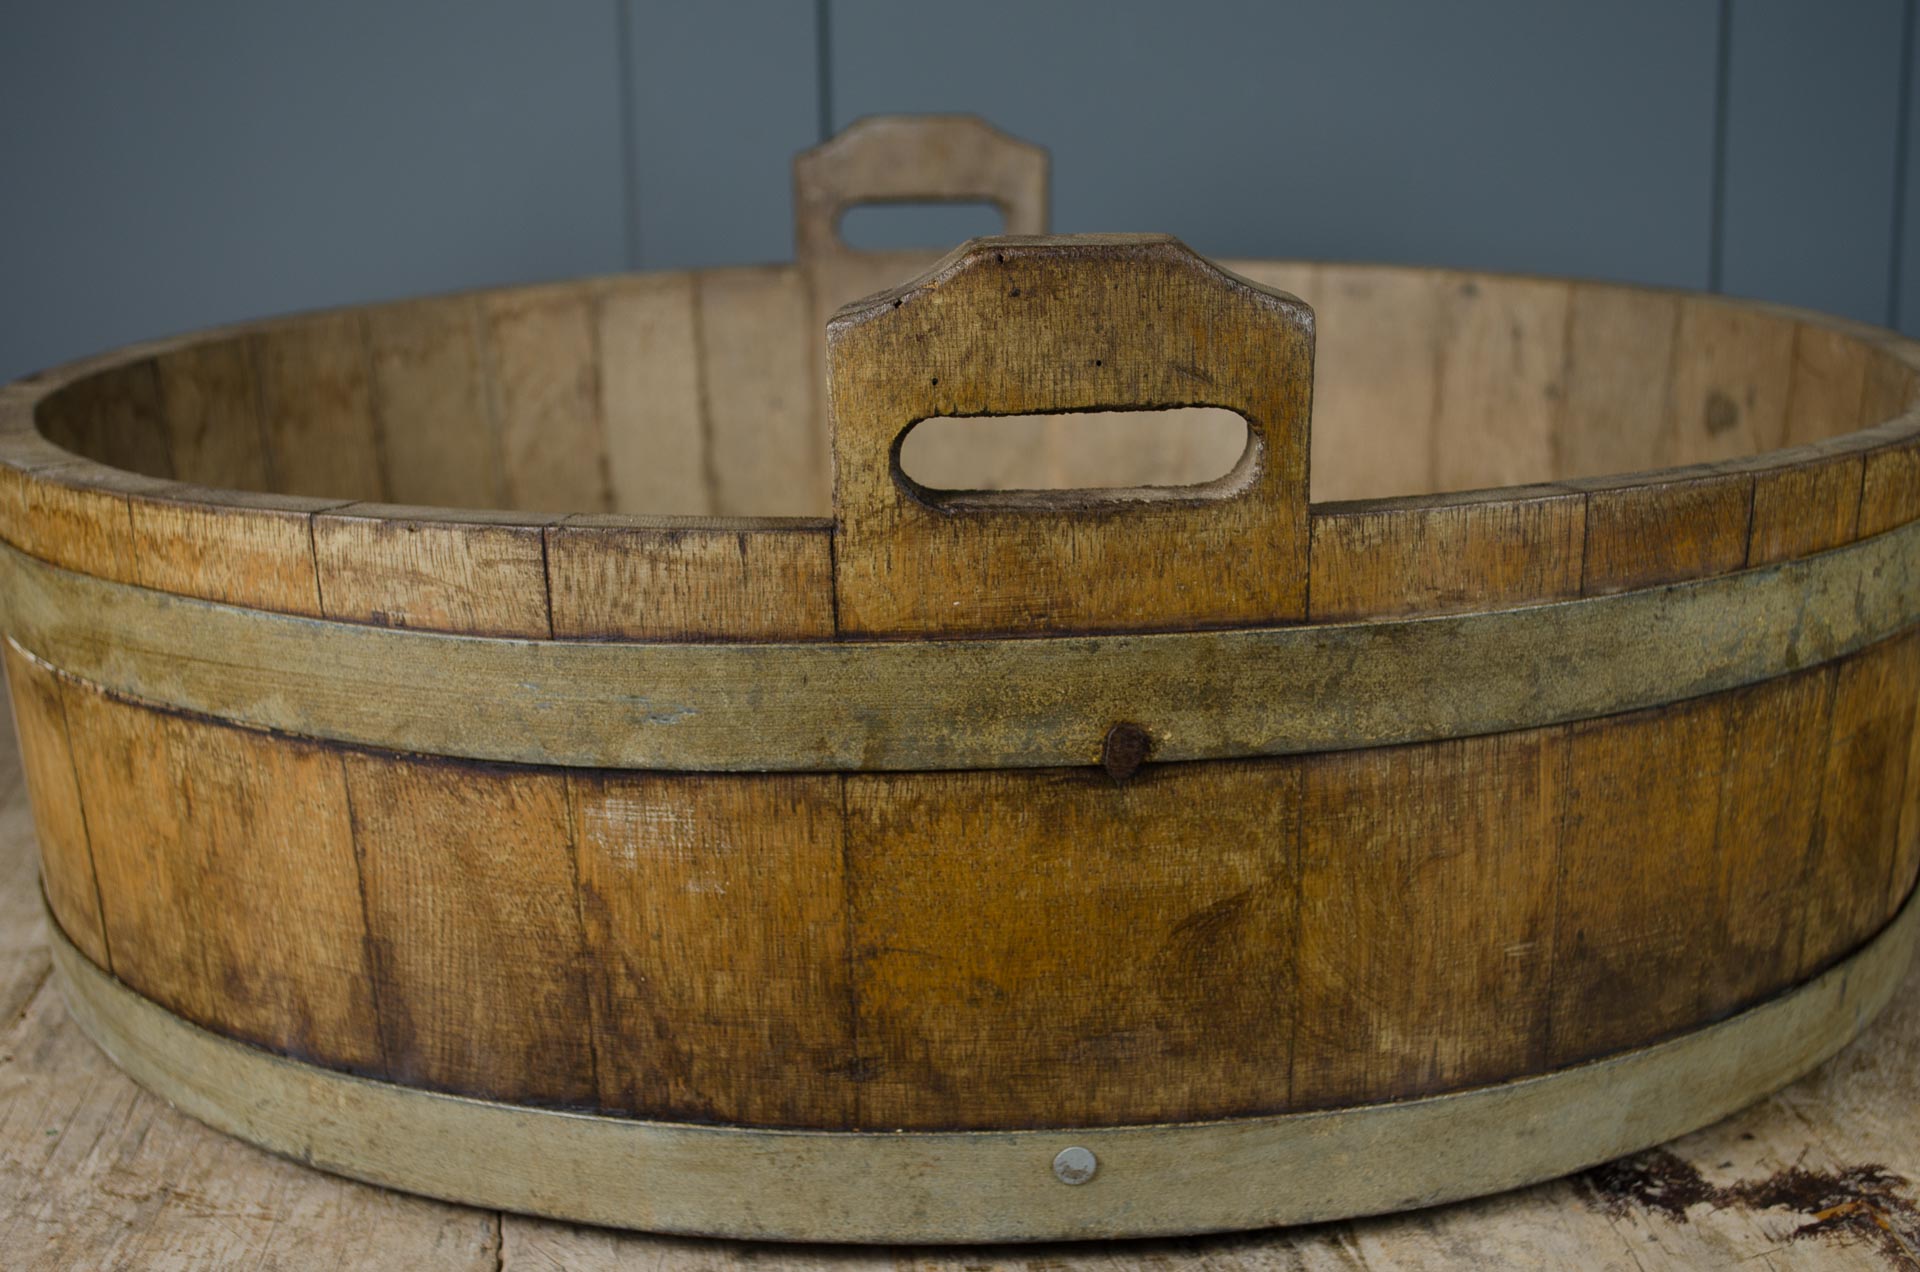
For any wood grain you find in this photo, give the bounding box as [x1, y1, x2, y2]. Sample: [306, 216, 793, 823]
[0, 979, 499, 1271]
[793, 117, 1049, 512]
[1550, 693, 1730, 1065]
[1744, 442, 1864, 566]
[60, 676, 382, 1068]
[2, 641, 1914, 1150]
[2, 196, 1920, 1255]
[34, 359, 174, 479]
[570, 771, 854, 1127]
[1575, 465, 1752, 595]
[1308, 486, 1584, 620]
[129, 485, 339, 616]
[1859, 346, 1920, 425]
[1291, 728, 1563, 1108]
[793, 114, 1048, 270]
[1556, 284, 1680, 478]
[1023, 407, 1248, 492]
[794, 114, 1044, 348]
[1897, 667, 1920, 908]
[1300, 266, 1438, 500]
[365, 298, 503, 509]
[1800, 630, 1920, 979]
[546, 516, 833, 641]
[313, 504, 556, 637]
[5, 256, 1913, 623]
[598, 275, 709, 516]
[699, 267, 826, 517]
[9, 837, 1920, 1266]
[345, 750, 596, 1107]
[6, 233, 1920, 1178]
[1703, 667, 1837, 1016]
[152, 337, 270, 490]
[2, 641, 106, 969]
[1429, 275, 1569, 493]
[1856, 425, 1920, 537]
[1785, 323, 1872, 446]
[0, 712, 50, 1025]
[252, 314, 387, 502]
[829, 236, 1313, 637]
[0, 455, 151, 583]
[1666, 299, 1795, 465]
[481, 287, 610, 514]
[846, 762, 1301, 1130]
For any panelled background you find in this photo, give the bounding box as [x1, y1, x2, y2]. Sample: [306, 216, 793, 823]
[2, 1, 1917, 383]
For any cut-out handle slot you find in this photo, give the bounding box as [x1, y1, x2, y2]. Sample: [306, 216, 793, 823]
[897, 408, 1252, 497]
[827, 234, 1316, 639]
[794, 116, 1048, 262]
[837, 200, 1010, 253]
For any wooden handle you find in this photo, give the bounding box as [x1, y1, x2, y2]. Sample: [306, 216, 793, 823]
[793, 115, 1049, 262]
[827, 234, 1315, 638]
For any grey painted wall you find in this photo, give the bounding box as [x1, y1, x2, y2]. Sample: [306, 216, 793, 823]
[2, 1, 1916, 383]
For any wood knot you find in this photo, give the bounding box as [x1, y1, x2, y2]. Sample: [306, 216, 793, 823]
[1101, 722, 1152, 782]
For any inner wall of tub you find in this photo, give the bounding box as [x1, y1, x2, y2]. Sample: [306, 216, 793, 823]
[29, 264, 1894, 516]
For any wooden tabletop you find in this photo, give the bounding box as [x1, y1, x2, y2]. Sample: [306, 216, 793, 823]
[2, 722, 1918, 1269]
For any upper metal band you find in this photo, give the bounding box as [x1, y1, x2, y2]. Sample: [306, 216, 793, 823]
[2, 521, 1917, 773]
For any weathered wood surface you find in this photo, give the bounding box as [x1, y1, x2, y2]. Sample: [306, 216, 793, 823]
[7, 260, 1917, 642]
[12, 627, 1914, 1131]
[4, 727, 1920, 1267]
[828, 235, 1315, 637]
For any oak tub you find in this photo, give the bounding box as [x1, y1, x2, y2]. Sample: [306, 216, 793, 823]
[4, 116, 1919, 1242]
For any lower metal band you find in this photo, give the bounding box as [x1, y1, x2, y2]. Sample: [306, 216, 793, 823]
[48, 887, 1920, 1244]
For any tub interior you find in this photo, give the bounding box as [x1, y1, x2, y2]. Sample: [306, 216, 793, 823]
[30, 258, 1903, 516]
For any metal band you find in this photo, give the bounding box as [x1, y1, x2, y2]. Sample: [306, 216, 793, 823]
[4, 520, 1919, 773]
[49, 888, 1919, 1243]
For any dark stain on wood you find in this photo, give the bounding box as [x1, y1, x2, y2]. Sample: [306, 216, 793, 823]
[1578, 1148, 1716, 1222]
[1579, 1148, 1920, 1267]
[1705, 389, 1741, 437]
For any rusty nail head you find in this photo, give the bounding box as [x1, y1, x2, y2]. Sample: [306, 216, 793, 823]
[1101, 722, 1151, 781]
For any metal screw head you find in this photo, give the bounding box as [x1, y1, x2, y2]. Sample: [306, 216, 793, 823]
[1052, 1145, 1097, 1185]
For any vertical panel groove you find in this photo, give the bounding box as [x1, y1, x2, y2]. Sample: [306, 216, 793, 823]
[339, 756, 394, 1074]
[1891, 0, 1916, 328]
[472, 301, 513, 510]
[1708, 0, 1733, 294]
[689, 275, 721, 514]
[558, 772, 605, 1108]
[244, 336, 281, 495]
[614, 0, 642, 271]
[1538, 727, 1572, 1065]
[356, 314, 394, 505]
[304, 511, 328, 620]
[1799, 663, 1847, 977]
[1281, 762, 1304, 1109]
[838, 773, 861, 1129]
[38, 650, 114, 976]
[138, 361, 176, 481]
[537, 524, 558, 642]
[815, 0, 834, 142]
[1422, 286, 1448, 493]
[583, 290, 617, 515]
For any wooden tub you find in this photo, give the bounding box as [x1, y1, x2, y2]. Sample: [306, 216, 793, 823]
[4, 116, 1919, 1243]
